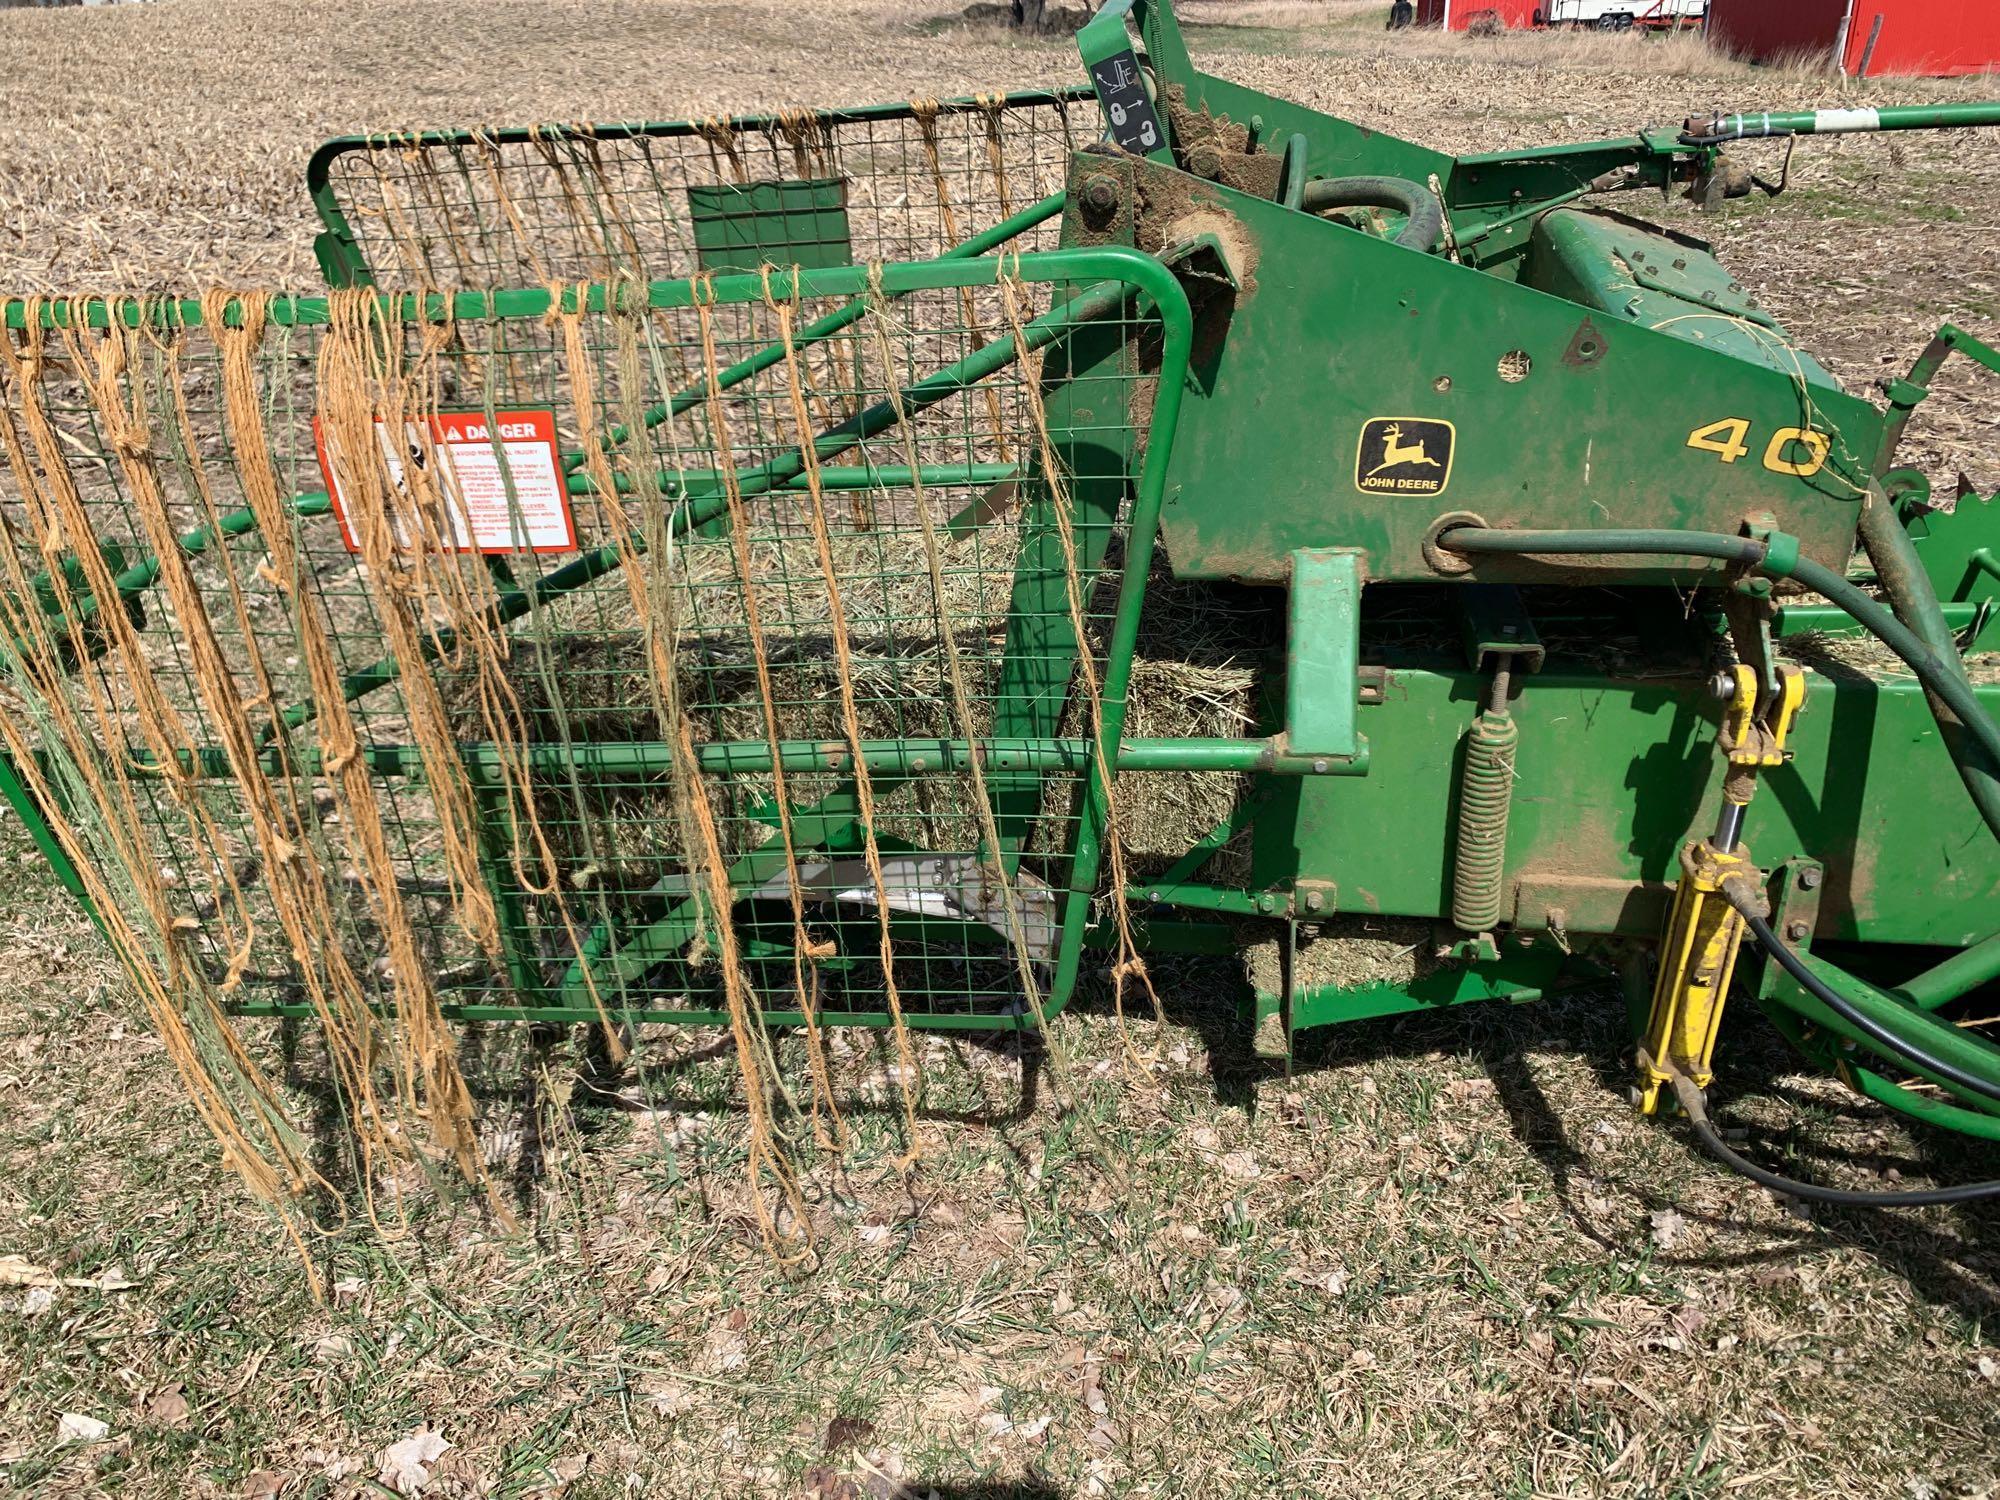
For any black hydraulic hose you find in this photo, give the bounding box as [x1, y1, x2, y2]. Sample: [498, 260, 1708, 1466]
[1668, 1072, 2000, 1206]
[1437, 526, 2000, 782]
[1300, 175, 1444, 252]
[1852, 488, 2000, 839]
[1724, 887, 2000, 1106]
[1434, 529, 2000, 1199]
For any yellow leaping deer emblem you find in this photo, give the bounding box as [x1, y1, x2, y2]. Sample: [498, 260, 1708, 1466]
[1367, 422, 1443, 477]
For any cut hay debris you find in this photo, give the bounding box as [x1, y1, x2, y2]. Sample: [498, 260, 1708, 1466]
[1241, 914, 1450, 998]
[1781, 627, 2000, 683]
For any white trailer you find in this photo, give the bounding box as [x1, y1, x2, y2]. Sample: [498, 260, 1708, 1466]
[1534, 0, 1705, 29]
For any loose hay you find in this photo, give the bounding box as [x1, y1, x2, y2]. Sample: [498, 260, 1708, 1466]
[1241, 915, 1450, 997]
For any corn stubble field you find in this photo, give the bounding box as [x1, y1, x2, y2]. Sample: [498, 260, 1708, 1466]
[2, 0, 2000, 1496]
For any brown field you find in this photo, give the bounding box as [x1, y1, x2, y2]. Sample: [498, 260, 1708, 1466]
[3, 2, 2000, 1497]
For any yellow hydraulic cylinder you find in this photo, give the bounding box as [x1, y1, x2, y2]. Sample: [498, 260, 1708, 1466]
[1635, 839, 1755, 1114]
[1634, 660, 1806, 1114]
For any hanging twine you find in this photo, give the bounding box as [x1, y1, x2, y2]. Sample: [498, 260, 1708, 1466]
[994, 270, 1169, 1064]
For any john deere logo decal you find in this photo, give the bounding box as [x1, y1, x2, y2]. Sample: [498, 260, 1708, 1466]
[1355, 417, 1455, 496]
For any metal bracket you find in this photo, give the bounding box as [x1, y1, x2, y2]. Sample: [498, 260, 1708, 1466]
[1456, 583, 1544, 675]
[1287, 548, 1365, 759]
[1755, 857, 1824, 1002]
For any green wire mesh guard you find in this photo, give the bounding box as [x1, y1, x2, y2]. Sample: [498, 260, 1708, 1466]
[0, 252, 1191, 1058]
[306, 90, 1092, 290]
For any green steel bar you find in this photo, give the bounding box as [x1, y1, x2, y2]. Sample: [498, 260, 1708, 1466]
[471, 784, 548, 1005]
[1124, 881, 1266, 916]
[1759, 1002, 2000, 1143]
[49, 493, 336, 626]
[603, 463, 1021, 500]
[225, 997, 1042, 1031]
[1683, 103, 2000, 143]
[1897, 930, 2000, 1012]
[165, 735, 1366, 783]
[6, 245, 1113, 334]
[1042, 254, 1195, 1017]
[560, 190, 1068, 479]
[0, 752, 94, 922]
[1766, 948, 2000, 1117]
[1775, 600, 1984, 638]
[1285, 549, 1362, 758]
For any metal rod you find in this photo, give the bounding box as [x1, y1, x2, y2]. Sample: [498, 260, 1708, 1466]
[1682, 101, 2000, 145]
[1711, 800, 1745, 853]
[158, 734, 1369, 782]
[226, 997, 1042, 1031]
[1898, 929, 2000, 1012]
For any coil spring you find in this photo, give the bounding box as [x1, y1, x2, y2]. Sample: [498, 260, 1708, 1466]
[1451, 709, 1519, 932]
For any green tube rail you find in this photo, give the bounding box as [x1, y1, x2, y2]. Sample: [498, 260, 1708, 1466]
[1682, 103, 2000, 144]
[153, 734, 1366, 783]
[1898, 930, 2000, 1012]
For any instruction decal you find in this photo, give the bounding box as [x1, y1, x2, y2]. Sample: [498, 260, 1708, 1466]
[316, 407, 577, 555]
[1354, 417, 1455, 497]
[1088, 50, 1164, 157]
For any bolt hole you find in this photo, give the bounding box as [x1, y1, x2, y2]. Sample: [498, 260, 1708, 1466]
[1433, 375, 1452, 393]
[1497, 350, 1531, 383]
[1577, 339, 1600, 357]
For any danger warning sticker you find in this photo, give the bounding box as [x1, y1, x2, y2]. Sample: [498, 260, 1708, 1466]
[315, 407, 576, 555]
[1354, 416, 1455, 497]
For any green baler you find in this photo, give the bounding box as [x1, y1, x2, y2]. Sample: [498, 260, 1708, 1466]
[6, 0, 2000, 1208]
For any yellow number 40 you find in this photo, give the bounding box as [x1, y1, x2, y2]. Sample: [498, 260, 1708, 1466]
[1686, 417, 1829, 479]
[1686, 417, 1751, 464]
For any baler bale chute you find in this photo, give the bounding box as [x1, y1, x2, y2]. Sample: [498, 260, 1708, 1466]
[5, 0, 2000, 1247]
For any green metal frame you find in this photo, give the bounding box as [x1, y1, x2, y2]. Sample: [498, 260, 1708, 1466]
[305, 89, 1094, 289]
[0, 246, 1208, 1033]
[7, 0, 1998, 1143]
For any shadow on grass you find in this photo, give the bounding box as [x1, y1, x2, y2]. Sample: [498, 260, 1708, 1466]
[1246, 972, 2000, 1328]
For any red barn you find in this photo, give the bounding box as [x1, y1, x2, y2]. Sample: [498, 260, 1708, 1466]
[1707, 0, 2000, 77]
[1414, 0, 1540, 29]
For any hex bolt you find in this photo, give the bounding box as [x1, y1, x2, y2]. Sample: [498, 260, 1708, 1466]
[1786, 919, 1812, 942]
[1797, 867, 1823, 891]
[1313, 757, 1330, 773]
[1079, 174, 1121, 224]
[1304, 890, 1325, 913]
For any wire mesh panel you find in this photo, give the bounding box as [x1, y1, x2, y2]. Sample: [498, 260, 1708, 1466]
[0, 251, 1186, 1064]
[308, 90, 1092, 291]
[0, 251, 1188, 1231]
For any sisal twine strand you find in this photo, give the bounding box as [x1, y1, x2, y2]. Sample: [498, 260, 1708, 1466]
[994, 271, 1169, 1063]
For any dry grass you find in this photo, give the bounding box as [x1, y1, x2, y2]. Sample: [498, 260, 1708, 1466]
[4, 1, 2000, 1497]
